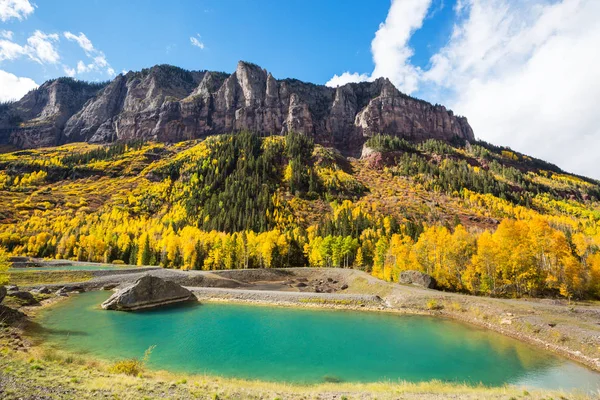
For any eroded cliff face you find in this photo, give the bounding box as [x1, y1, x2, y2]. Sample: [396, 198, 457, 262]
[0, 78, 103, 147]
[0, 61, 474, 150]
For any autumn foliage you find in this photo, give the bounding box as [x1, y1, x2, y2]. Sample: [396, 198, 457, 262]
[1, 133, 599, 299]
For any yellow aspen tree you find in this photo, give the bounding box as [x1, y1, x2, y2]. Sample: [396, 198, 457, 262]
[0, 246, 9, 285]
[466, 230, 497, 294]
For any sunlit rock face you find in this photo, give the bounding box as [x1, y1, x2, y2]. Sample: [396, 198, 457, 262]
[101, 275, 196, 311]
[1, 61, 474, 150]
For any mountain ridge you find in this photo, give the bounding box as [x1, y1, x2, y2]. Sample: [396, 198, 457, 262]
[0, 61, 474, 151]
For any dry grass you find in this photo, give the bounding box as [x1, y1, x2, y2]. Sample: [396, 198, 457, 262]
[8, 270, 93, 285]
[346, 276, 393, 298]
[0, 343, 592, 400]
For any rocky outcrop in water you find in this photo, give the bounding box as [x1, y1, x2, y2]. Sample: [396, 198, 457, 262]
[101, 275, 196, 311]
[1, 62, 474, 151]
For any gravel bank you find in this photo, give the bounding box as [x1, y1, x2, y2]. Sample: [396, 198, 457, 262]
[188, 286, 384, 309]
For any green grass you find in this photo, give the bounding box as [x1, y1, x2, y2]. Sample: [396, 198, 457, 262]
[298, 298, 357, 306]
[0, 339, 590, 400]
[8, 270, 93, 285]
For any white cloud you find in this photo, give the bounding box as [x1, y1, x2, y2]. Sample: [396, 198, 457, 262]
[325, 0, 432, 93]
[0, 29, 115, 80]
[326, 72, 370, 87]
[0, 69, 37, 101]
[370, 0, 432, 93]
[26, 30, 60, 64]
[424, 0, 600, 178]
[64, 31, 94, 55]
[63, 31, 115, 77]
[327, 0, 600, 179]
[0, 30, 60, 64]
[0, 0, 34, 22]
[190, 34, 205, 49]
[0, 37, 26, 61]
[93, 55, 107, 67]
[0, 30, 13, 40]
[63, 65, 75, 77]
[76, 60, 87, 73]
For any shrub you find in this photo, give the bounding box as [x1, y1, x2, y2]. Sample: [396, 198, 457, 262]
[112, 259, 125, 265]
[426, 299, 443, 310]
[108, 359, 144, 376]
[550, 330, 569, 343]
[108, 345, 155, 376]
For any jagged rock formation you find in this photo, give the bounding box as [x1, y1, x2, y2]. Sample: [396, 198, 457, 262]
[0, 61, 474, 150]
[0, 78, 105, 148]
[101, 275, 196, 311]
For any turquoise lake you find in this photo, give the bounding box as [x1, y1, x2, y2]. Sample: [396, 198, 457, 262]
[36, 291, 600, 391]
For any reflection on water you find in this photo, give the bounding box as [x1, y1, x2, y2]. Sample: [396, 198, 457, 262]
[35, 291, 600, 392]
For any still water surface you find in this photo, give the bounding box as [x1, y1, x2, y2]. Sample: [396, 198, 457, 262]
[36, 291, 600, 391]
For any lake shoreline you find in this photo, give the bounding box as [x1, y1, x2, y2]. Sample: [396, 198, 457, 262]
[2, 345, 588, 400]
[3, 264, 600, 399]
[13, 290, 600, 397]
[188, 287, 600, 374]
[20, 282, 600, 375]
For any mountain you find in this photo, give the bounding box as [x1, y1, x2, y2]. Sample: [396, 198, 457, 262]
[1, 62, 600, 300]
[1, 129, 600, 299]
[0, 61, 473, 151]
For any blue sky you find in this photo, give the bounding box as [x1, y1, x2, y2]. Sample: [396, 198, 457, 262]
[0, 0, 453, 88]
[1, 0, 599, 179]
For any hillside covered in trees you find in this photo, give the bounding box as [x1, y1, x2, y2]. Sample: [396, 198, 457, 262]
[1, 132, 600, 299]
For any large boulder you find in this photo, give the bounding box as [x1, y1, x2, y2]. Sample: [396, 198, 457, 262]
[31, 286, 51, 295]
[399, 270, 437, 289]
[7, 290, 39, 305]
[55, 286, 84, 296]
[0, 305, 26, 324]
[101, 275, 196, 311]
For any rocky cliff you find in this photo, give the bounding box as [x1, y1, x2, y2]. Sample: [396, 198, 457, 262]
[0, 78, 105, 148]
[0, 61, 474, 150]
